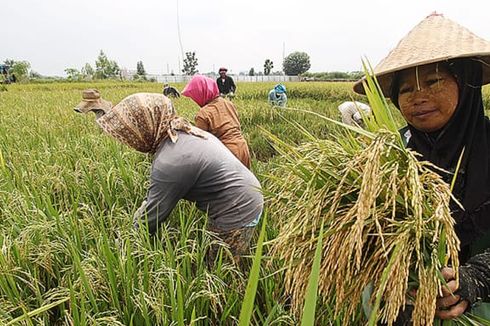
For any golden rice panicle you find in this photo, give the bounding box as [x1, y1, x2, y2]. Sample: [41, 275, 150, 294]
[267, 129, 460, 325]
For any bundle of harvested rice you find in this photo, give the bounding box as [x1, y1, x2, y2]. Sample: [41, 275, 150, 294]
[266, 69, 461, 325]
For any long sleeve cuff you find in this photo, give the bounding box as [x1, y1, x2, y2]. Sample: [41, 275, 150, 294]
[457, 249, 490, 305]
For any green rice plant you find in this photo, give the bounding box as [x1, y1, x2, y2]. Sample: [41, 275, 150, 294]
[266, 61, 461, 325]
[300, 220, 325, 325]
[239, 214, 267, 326]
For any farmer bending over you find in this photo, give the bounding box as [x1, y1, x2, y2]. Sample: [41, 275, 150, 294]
[268, 84, 287, 108]
[74, 89, 113, 119]
[337, 101, 371, 127]
[163, 83, 180, 98]
[96, 93, 263, 263]
[183, 75, 251, 168]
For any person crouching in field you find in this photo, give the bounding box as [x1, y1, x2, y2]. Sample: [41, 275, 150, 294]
[163, 83, 180, 98]
[182, 75, 252, 169]
[96, 93, 263, 264]
[268, 84, 287, 108]
[337, 101, 371, 127]
[74, 89, 113, 119]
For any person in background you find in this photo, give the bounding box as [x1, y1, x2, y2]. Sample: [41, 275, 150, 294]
[337, 101, 371, 127]
[163, 83, 180, 98]
[268, 84, 288, 108]
[74, 89, 113, 119]
[216, 67, 236, 98]
[354, 12, 490, 322]
[182, 75, 251, 168]
[96, 93, 263, 264]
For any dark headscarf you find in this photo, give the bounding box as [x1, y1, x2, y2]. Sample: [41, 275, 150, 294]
[391, 59, 490, 255]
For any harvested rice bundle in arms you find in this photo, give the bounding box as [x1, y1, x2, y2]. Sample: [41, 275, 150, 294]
[267, 125, 459, 325]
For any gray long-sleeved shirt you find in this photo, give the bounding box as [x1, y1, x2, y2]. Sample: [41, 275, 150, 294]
[136, 131, 263, 234]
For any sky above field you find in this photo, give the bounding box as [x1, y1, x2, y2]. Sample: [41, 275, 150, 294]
[3, 0, 490, 76]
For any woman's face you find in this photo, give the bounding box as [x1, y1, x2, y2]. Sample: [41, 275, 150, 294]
[397, 63, 459, 132]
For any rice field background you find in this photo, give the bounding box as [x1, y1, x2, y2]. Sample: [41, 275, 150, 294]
[1, 82, 489, 325]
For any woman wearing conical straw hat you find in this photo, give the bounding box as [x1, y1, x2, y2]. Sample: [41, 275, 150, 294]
[354, 12, 490, 322]
[96, 93, 263, 264]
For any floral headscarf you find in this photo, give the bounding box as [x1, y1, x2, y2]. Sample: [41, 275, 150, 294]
[97, 93, 205, 153]
[182, 75, 220, 107]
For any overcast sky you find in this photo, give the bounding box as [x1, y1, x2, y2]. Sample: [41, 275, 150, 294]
[3, 0, 489, 76]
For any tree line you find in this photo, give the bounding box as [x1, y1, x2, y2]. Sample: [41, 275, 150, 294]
[3, 50, 363, 82]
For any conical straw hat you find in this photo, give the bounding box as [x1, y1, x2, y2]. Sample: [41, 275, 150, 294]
[353, 13, 490, 96]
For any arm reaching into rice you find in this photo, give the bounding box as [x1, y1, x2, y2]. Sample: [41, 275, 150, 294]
[134, 161, 195, 233]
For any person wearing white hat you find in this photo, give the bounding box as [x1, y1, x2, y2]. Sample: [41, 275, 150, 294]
[354, 12, 490, 322]
[337, 101, 371, 127]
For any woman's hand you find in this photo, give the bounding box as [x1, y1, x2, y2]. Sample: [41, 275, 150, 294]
[435, 267, 469, 319]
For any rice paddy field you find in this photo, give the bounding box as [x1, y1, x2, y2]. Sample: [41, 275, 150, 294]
[1, 81, 489, 325]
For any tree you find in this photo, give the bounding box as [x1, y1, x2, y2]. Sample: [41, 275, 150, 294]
[264, 59, 274, 75]
[4, 59, 31, 81]
[95, 50, 120, 79]
[136, 61, 147, 79]
[30, 71, 42, 79]
[248, 67, 255, 76]
[81, 63, 94, 80]
[65, 68, 81, 81]
[283, 51, 311, 76]
[182, 52, 198, 75]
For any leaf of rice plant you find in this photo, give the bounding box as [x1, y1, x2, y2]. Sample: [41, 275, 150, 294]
[300, 220, 325, 326]
[238, 213, 267, 326]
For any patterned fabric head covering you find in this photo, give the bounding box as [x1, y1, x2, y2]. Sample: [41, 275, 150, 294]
[182, 75, 220, 107]
[274, 84, 286, 94]
[97, 93, 206, 153]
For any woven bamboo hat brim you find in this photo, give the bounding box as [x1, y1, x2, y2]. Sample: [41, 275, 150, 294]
[353, 13, 490, 96]
[75, 89, 112, 114]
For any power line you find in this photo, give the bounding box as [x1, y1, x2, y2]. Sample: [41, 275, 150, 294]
[176, 0, 185, 68]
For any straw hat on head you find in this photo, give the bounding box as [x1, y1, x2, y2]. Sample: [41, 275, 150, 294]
[353, 12, 490, 96]
[75, 88, 113, 115]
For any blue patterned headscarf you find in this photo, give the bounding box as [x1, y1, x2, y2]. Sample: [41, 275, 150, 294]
[274, 84, 286, 94]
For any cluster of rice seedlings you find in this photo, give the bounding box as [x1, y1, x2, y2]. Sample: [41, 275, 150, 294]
[266, 67, 462, 325]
